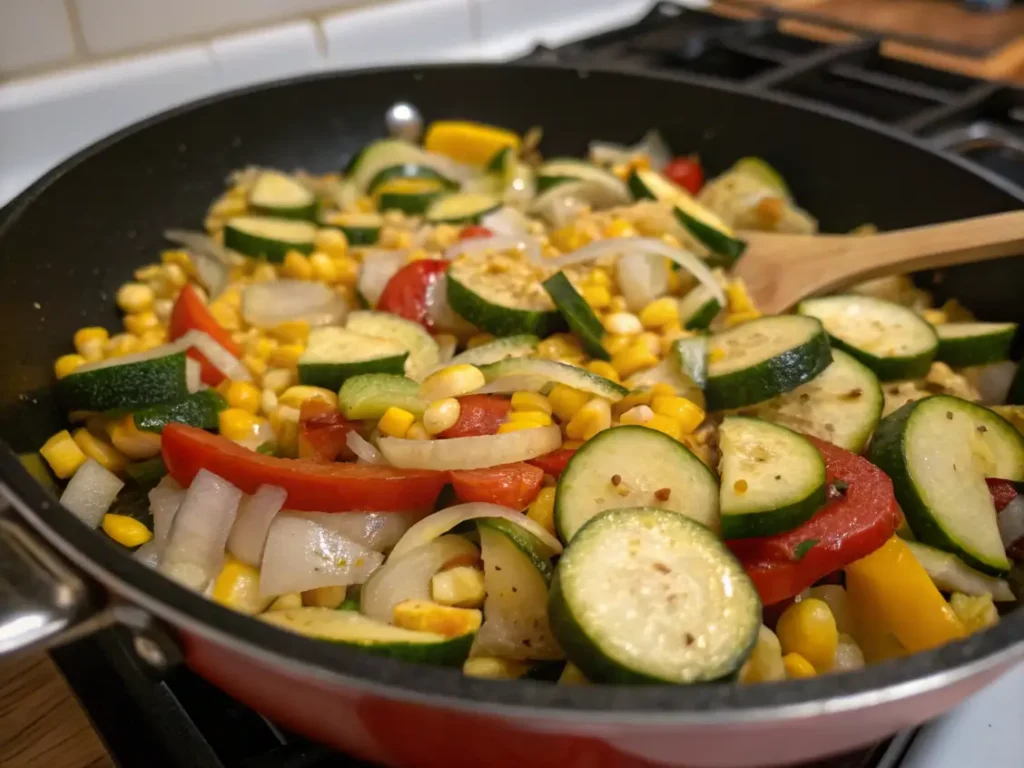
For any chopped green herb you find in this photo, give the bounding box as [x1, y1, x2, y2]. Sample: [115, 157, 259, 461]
[337, 599, 360, 612]
[792, 539, 819, 561]
[256, 442, 280, 456]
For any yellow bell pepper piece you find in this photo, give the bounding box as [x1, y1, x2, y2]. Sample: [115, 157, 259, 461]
[845, 537, 966, 656]
[423, 120, 521, 167]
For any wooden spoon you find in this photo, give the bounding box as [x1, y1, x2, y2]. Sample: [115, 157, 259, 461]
[731, 211, 1024, 315]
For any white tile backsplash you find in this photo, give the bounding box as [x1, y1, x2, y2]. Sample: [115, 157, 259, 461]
[74, 0, 362, 56]
[210, 20, 323, 92]
[0, 0, 77, 74]
[322, 0, 475, 68]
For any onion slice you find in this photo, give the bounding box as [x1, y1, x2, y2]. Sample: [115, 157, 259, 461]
[589, 129, 671, 171]
[259, 515, 383, 597]
[347, 430, 386, 465]
[999, 495, 1024, 560]
[377, 424, 561, 471]
[618, 251, 670, 311]
[965, 361, 1017, 405]
[284, 510, 421, 553]
[361, 535, 479, 624]
[357, 250, 406, 308]
[226, 484, 288, 566]
[60, 459, 124, 528]
[906, 540, 1015, 601]
[548, 236, 725, 307]
[164, 229, 239, 266]
[159, 469, 242, 591]
[242, 280, 348, 329]
[148, 476, 185, 556]
[389, 502, 563, 561]
[481, 207, 532, 237]
[178, 330, 251, 383]
[185, 357, 201, 393]
[424, 272, 476, 337]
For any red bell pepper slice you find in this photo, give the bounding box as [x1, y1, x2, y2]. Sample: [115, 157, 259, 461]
[297, 400, 355, 463]
[376, 259, 449, 330]
[161, 424, 447, 512]
[527, 448, 577, 478]
[450, 463, 544, 509]
[727, 437, 902, 605]
[438, 395, 511, 438]
[169, 284, 242, 387]
[458, 224, 493, 240]
[663, 156, 704, 195]
[986, 478, 1019, 512]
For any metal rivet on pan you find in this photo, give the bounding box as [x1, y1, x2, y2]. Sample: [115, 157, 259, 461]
[133, 634, 167, 669]
[385, 102, 423, 142]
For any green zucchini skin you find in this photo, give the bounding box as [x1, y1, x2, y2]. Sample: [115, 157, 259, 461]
[58, 350, 189, 412]
[542, 272, 609, 360]
[132, 390, 227, 433]
[446, 271, 565, 337]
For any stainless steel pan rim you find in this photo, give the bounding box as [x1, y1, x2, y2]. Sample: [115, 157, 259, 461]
[1, 61, 1022, 723]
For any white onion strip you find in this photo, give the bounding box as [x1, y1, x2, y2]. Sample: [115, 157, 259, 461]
[60, 459, 124, 528]
[547, 236, 725, 306]
[999, 495, 1024, 557]
[443, 235, 541, 266]
[347, 431, 386, 465]
[178, 330, 251, 383]
[148, 476, 185, 556]
[226, 484, 288, 566]
[377, 424, 561, 471]
[284, 510, 422, 553]
[390, 502, 563, 561]
[360, 535, 478, 624]
[241, 280, 348, 329]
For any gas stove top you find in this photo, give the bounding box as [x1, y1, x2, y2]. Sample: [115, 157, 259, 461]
[48, 4, 1023, 767]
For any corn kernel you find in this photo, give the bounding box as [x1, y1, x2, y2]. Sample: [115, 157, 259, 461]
[922, 308, 947, 326]
[261, 388, 279, 415]
[611, 341, 658, 379]
[281, 250, 313, 280]
[619, 404, 654, 425]
[558, 663, 589, 686]
[123, 311, 160, 336]
[243, 353, 269, 380]
[724, 310, 762, 328]
[497, 421, 545, 434]
[423, 398, 461, 435]
[637, 331, 661, 356]
[783, 653, 817, 679]
[585, 267, 611, 287]
[246, 336, 276, 360]
[651, 395, 705, 434]
[603, 218, 636, 238]
[267, 593, 303, 611]
[536, 334, 584, 364]
[116, 282, 155, 313]
[163, 263, 188, 289]
[161, 249, 196, 277]
[208, 302, 241, 331]
[603, 311, 643, 336]
[302, 585, 347, 609]
[379, 407, 416, 438]
[405, 421, 430, 440]
[54, 354, 86, 380]
[393, 599, 482, 637]
[224, 380, 261, 414]
[419, 364, 485, 401]
[527, 487, 557, 535]
[213, 557, 271, 615]
[463, 657, 529, 680]
[108, 416, 162, 460]
[73, 428, 126, 473]
[808, 585, 855, 635]
[645, 414, 682, 440]
[507, 410, 553, 427]
[550, 225, 590, 253]
[565, 397, 612, 441]
[776, 598, 839, 672]
[101, 514, 153, 548]
[511, 391, 552, 415]
[709, 346, 727, 363]
[467, 333, 495, 349]
[262, 368, 294, 394]
[74, 327, 109, 357]
[270, 343, 304, 369]
[270, 406, 300, 455]
[602, 333, 632, 356]
[548, 384, 591, 423]
[219, 408, 263, 441]
[279, 385, 338, 410]
[950, 592, 998, 634]
[40, 430, 88, 479]
[581, 284, 612, 310]
[726, 279, 757, 314]
[314, 227, 348, 257]
[333, 256, 360, 287]
[739, 626, 786, 684]
[308, 251, 338, 283]
[586, 360, 620, 382]
[734, 479, 748, 494]
[606, 296, 627, 314]
[104, 333, 140, 358]
[431, 566, 486, 608]
[138, 328, 168, 351]
[639, 297, 680, 329]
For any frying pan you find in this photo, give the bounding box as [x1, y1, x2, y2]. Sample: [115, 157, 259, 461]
[1, 64, 1022, 768]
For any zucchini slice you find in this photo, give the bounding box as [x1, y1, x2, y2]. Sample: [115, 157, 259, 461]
[906, 540, 1015, 601]
[678, 284, 722, 331]
[627, 168, 686, 202]
[58, 349, 189, 412]
[548, 507, 760, 684]
[298, 327, 408, 391]
[733, 157, 791, 198]
[706, 315, 832, 411]
[936, 322, 1017, 368]
[479, 358, 627, 401]
[366, 164, 458, 195]
[338, 373, 427, 420]
[322, 212, 383, 246]
[473, 520, 562, 660]
[346, 310, 441, 381]
[223, 216, 316, 262]
[374, 177, 446, 215]
[446, 258, 563, 337]
[425, 192, 502, 225]
[672, 198, 747, 266]
[746, 348, 883, 453]
[673, 335, 709, 390]
[869, 395, 1024, 574]
[248, 170, 317, 220]
[542, 272, 609, 360]
[536, 158, 630, 201]
[132, 390, 227, 433]
[348, 139, 458, 193]
[797, 295, 938, 381]
[447, 335, 538, 368]
[555, 425, 719, 542]
[718, 416, 827, 539]
[261, 607, 473, 667]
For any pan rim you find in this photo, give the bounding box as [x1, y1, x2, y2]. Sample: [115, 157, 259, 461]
[1, 61, 1022, 721]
